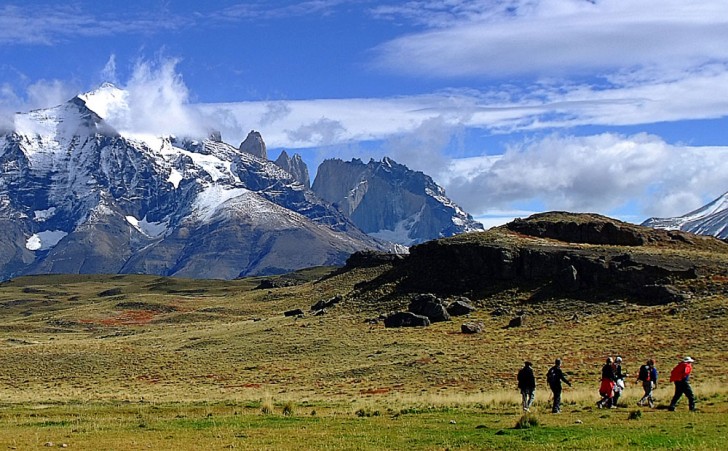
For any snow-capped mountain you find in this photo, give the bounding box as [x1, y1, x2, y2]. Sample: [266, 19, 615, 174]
[642, 191, 728, 239]
[312, 157, 484, 246]
[0, 85, 396, 280]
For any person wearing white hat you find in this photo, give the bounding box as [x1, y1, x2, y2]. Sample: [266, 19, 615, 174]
[612, 356, 628, 407]
[668, 356, 696, 411]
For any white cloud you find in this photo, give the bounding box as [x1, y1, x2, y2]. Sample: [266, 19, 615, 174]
[372, 0, 728, 79]
[96, 58, 210, 139]
[100, 54, 118, 85]
[0, 4, 183, 45]
[439, 133, 728, 221]
[26, 79, 78, 110]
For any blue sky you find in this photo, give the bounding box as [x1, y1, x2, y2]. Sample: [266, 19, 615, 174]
[2, 0, 728, 227]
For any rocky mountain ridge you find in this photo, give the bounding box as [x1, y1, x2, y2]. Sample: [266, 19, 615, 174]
[312, 157, 483, 245]
[642, 191, 728, 240]
[0, 85, 482, 280]
[0, 88, 397, 280]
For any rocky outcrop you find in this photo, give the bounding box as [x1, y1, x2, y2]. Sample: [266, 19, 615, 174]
[239, 130, 267, 160]
[384, 311, 431, 328]
[507, 212, 648, 246]
[408, 293, 450, 322]
[447, 297, 476, 316]
[312, 157, 483, 246]
[344, 213, 728, 305]
[274, 150, 310, 189]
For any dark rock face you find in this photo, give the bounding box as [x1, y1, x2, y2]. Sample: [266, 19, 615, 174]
[312, 157, 483, 246]
[400, 239, 697, 303]
[408, 293, 451, 322]
[384, 311, 431, 328]
[506, 213, 648, 246]
[239, 130, 267, 160]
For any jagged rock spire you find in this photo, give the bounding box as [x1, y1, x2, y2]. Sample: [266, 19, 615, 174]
[274, 150, 311, 189]
[239, 130, 267, 160]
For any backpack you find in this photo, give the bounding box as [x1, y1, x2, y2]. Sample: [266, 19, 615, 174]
[638, 364, 650, 382]
[546, 367, 557, 385]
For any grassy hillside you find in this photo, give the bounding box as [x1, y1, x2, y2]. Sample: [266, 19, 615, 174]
[1, 215, 726, 449]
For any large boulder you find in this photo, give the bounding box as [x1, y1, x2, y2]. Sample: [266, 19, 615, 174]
[447, 297, 476, 316]
[384, 312, 431, 328]
[408, 293, 451, 322]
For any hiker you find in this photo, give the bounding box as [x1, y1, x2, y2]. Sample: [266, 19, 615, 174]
[597, 357, 617, 408]
[612, 356, 628, 407]
[547, 358, 571, 413]
[668, 356, 696, 411]
[517, 361, 536, 412]
[637, 359, 657, 407]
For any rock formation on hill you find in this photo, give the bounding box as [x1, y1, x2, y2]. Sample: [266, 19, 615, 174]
[312, 157, 483, 246]
[344, 212, 728, 306]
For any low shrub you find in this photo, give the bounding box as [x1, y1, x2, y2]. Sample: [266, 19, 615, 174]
[515, 413, 540, 429]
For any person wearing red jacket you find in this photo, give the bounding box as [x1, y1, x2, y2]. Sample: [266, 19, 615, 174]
[668, 356, 696, 411]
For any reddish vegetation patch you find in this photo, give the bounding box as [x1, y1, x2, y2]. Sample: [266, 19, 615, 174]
[191, 373, 229, 382]
[99, 310, 160, 326]
[711, 275, 728, 283]
[360, 387, 391, 395]
[137, 374, 161, 384]
[224, 383, 262, 389]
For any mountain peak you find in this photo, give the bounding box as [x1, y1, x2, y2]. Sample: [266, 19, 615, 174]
[239, 130, 267, 160]
[312, 157, 483, 246]
[76, 83, 128, 120]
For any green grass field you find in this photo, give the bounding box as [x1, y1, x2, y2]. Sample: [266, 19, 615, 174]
[1, 263, 726, 449]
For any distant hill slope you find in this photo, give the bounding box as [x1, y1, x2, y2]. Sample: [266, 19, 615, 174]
[642, 191, 728, 239]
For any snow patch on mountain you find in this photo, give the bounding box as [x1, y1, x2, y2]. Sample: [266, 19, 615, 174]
[193, 186, 250, 222]
[34, 207, 57, 221]
[26, 230, 68, 251]
[125, 215, 168, 238]
[168, 168, 183, 188]
[369, 208, 424, 246]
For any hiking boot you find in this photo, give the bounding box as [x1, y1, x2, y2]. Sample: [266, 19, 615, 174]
[648, 399, 654, 408]
[668, 406, 675, 412]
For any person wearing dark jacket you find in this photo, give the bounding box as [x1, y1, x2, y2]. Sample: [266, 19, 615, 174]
[547, 358, 571, 413]
[597, 357, 617, 408]
[669, 356, 696, 411]
[517, 361, 536, 412]
[637, 359, 657, 407]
